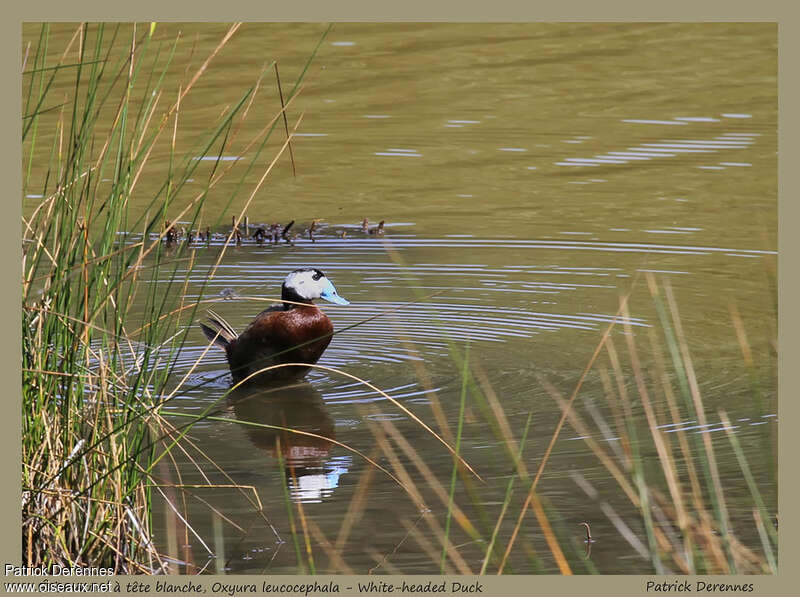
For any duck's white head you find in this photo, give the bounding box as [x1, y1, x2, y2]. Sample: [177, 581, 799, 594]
[282, 268, 350, 305]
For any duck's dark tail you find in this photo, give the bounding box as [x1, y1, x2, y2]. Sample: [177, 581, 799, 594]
[200, 309, 238, 350]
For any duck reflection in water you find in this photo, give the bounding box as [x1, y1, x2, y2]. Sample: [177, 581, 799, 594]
[228, 381, 349, 503]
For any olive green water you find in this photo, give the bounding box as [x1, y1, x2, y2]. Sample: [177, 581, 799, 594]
[23, 23, 777, 574]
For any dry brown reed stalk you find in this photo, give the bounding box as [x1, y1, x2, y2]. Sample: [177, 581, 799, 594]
[729, 301, 755, 370]
[727, 301, 777, 477]
[662, 279, 736, 571]
[202, 79, 305, 187]
[620, 299, 692, 569]
[154, 484, 214, 555]
[364, 414, 426, 509]
[155, 414, 274, 522]
[645, 325, 704, 571]
[603, 336, 636, 434]
[396, 330, 456, 446]
[157, 413, 213, 487]
[86, 530, 162, 574]
[472, 361, 530, 480]
[645, 279, 707, 516]
[306, 517, 354, 574]
[172, 229, 199, 338]
[479, 415, 533, 575]
[162, 24, 242, 143]
[334, 450, 378, 551]
[149, 483, 248, 533]
[204, 113, 306, 282]
[160, 328, 226, 404]
[729, 300, 778, 480]
[578, 373, 628, 465]
[225, 68, 264, 151]
[496, 278, 639, 573]
[271, 437, 305, 573]
[537, 375, 638, 506]
[529, 493, 571, 575]
[374, 412, 479, 538]
[365, 414, 472, 574]
[274, 63, 297, 177]
[604, 308, 662, 573]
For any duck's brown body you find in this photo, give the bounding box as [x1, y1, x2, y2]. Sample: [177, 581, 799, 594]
[200, 268, 348, 385]
[225, 304, 333, 383]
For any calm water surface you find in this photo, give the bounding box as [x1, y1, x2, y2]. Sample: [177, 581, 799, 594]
[24, 23, 777, 574]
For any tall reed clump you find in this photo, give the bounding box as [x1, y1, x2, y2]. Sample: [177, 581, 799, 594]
[528, 273, 777, 575]
[433, 272, 777, 575]
[21, 22, 322, 571]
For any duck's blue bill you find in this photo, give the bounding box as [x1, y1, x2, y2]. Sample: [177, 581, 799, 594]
[320, 280, 350, 305]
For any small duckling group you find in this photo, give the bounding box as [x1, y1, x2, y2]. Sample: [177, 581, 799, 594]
[164, 217, 385, 247]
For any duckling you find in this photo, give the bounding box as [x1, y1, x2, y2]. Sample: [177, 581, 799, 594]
[164, 220, 177, 245]
[270, 222, 282, 243]
[251, 225, 268, 243]
[230, 216, 243, 245]
[308, 219, 321, 242]
[200, 268, 349, 384]
[368, 220, 385, 235]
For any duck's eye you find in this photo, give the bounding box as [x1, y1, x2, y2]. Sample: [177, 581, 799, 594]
[312, 271, 323, 281]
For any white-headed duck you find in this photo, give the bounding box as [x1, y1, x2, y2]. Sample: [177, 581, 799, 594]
[200, 268, 349, 384]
